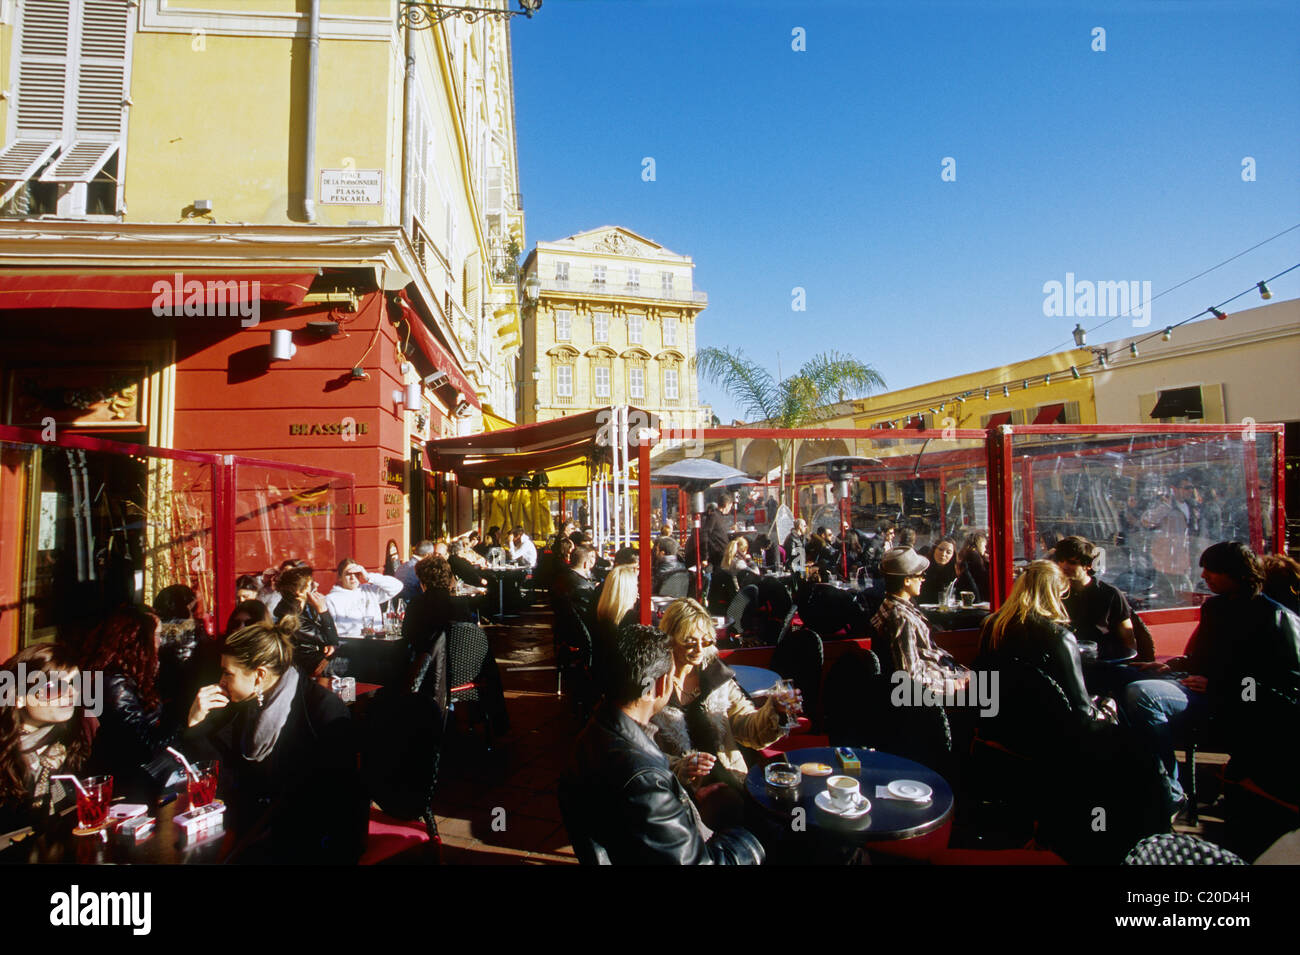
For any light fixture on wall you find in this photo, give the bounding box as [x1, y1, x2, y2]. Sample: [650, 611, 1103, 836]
[269, 329, 296, 361]
[399, 0, 541, 29]
[392, 382, 421, 410]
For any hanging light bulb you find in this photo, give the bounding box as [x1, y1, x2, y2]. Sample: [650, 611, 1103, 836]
[1129, 342, 1139, 358]
[1162, 327, 1172, 342]
[1022, 379, 1029, 390]
[1002, 384, 1010, 398]
[1097, 353, 1108, 369]
[983, 389, 990, 400]
[1070, 365, 1080, 379]
[1209, 307, 1227, 320]
[1257, 281, 1272, 300]
[1044, 373, 1051, 385]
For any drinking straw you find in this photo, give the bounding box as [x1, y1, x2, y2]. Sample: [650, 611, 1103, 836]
[51, 774, 89, 796]
[166, 746, 200, 781]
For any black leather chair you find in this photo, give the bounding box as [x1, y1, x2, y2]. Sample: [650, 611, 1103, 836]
[707, 570, 739, 615]
[823, 646, 882, 748]
[655, 569, 692, 598]
[446, 621, 510, 747]
[771, 626, 824, 730]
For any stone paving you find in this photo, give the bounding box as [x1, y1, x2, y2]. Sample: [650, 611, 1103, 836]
[431, 599, 580, 864]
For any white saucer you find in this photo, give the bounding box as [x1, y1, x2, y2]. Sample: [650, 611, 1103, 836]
[887, 779, 933, 802]
[814, 790, 871, 819]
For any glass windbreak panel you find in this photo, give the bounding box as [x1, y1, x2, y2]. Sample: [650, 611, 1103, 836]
[1009, 430, 1277, 611]
[717, 434, 990, 567]
[231, 462, 352, 592]
[0, 441, 215, 647]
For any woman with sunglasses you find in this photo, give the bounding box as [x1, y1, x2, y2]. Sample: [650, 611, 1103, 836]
[649, 599, 800, 827]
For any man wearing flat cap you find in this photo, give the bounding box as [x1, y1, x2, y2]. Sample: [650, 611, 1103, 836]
[872, 547, 971, 694]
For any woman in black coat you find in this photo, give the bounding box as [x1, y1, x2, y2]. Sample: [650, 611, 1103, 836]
[82, 606, 183, 798]
[184, 615, 366, 864]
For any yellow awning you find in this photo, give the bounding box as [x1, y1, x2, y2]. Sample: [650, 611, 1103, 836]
[481, 408, 515, 432]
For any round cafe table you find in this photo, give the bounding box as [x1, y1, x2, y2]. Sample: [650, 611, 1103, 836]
[729, 665, 782, 697]
[745, 747, 954, 847]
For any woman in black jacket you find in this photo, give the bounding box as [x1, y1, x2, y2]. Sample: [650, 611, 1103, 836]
[184, 615, 366, 863]
[919, 537, 958, 604]
[272, 565, 340, 678]
[82, 606, 183, 797]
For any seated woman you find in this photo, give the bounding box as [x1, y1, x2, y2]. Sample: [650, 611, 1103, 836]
[184, 616, 366, 863]
[272, 565, 340, 679]
[722, 537, 759, 574]
[918, 537, 958, 604]
[872, 548, 971, 694]
[325, 556, 405, 637]
[0, 644, 94, 833]
[650, 598, 799, 827]
[81, 607, 183, 797]
[404, 555, 482, 654]
[976, 560, 1106, 722]
[153, 584, 203, 727]
[593, 564, 640, 639]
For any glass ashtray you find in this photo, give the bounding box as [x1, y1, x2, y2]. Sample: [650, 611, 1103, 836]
[764, 762, 802, 789]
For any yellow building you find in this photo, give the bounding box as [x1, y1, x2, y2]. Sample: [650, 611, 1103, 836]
[516, 226, 708, 438]
[0, 0, 531, 558]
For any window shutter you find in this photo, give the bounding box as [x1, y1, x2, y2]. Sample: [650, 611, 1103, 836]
[486, 165, 503, 214]
[74, 0, 130, 139]
[14, 0, 71, 138]
[1201, 384, 1226, 423]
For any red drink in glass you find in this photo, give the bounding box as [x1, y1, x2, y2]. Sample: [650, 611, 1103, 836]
[75, 775, 113, 831]
[185, 761, 219, 809]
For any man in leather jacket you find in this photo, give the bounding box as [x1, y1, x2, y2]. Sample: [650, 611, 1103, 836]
[1123, 542, 1300, 812]
[559, 624, 765, 865]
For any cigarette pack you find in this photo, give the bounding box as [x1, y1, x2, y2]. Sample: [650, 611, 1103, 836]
[107, 803, 148, 824]
[175, 802, 226, 845]
[835, 747, 861, 773]
[116, 815, 155, 842]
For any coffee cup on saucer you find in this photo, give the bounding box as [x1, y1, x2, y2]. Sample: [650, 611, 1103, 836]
[826, 775, 860, 811]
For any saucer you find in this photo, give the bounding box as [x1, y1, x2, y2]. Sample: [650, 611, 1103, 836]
[887, 779, 933, 802]
[814, 790, 870, 819]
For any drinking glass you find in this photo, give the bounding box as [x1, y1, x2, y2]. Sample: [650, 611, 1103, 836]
[185, 761, 220, 809]
[772, 679, 802, 732]
[75, 775, 113, 831]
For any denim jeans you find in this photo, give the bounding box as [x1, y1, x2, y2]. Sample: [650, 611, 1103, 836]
[1122, 678, 1209, 810]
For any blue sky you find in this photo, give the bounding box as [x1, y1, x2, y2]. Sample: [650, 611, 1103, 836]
[510, 0, 1300, 422]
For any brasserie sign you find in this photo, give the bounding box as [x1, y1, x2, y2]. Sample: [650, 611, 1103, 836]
[288, 422, 369, 436]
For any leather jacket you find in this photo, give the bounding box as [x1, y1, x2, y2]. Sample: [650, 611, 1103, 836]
[979, 613, 1096, 721]
[89, 671, 183, 790]
[559, 701, 765, 865]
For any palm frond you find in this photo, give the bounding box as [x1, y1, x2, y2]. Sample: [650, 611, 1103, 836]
[799, 351, 886, 405]
[696, 346, 779, 423]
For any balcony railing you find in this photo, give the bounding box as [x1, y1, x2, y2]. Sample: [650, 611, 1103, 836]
[536, 277, 707, 304]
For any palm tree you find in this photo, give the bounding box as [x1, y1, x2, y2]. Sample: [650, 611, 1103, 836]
[695, 347, 885, 507]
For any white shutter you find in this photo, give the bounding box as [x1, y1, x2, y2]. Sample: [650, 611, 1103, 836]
[40, 140, 117, 181]
[75, 0, 130, 139]
[486, 165, 503, 215]
[0, 139, 59, 180]
[14, 0, 71, 137]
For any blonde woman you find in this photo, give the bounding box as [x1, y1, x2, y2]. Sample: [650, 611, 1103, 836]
[650, 598, 800, 798]
[722, 537, 756, 573]
[594, 564, 640, 639]
[977, 560, 1104, 721]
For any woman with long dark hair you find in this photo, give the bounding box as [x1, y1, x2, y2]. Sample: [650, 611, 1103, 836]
[956, 532, 990, 602]
[0, 644, 94, 832]
[82, 606, 181, 796]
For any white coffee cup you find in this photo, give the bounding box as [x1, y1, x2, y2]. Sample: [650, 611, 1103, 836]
[826, 775, 860, 810]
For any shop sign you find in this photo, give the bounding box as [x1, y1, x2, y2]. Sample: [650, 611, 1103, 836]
[383, 457, 405, 488]
[10, 365, 146, 428]
[288, 421, 369, 436]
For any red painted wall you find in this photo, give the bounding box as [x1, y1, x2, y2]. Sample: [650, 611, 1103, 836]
[172, 292, 409, 583]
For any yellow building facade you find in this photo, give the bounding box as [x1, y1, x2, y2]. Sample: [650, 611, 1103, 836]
[0, 0, 524, 418]
[517, 226, 708, 436]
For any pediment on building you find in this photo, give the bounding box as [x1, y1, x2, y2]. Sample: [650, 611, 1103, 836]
[584, 345, 617, 359]
[547, 344, 579, 359]
[620, 346, 652, 361]
[655, 348, 685, 362]
[547, 226, 679, 259]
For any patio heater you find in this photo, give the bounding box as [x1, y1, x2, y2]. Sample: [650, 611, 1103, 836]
[649, 458, 750, 598]
[804, 455, 884, 581]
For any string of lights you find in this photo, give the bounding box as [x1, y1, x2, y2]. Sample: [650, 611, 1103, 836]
[875, 265, 1297, 429]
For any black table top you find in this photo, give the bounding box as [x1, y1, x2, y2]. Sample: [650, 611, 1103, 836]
[730, 665, 782, 696]
[745, 747, 953, 844]
[0, 796, 230, 865]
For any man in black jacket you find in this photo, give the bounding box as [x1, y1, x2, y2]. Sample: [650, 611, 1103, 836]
[552, 544, 599, 622]
[558, 624, 765, 865]
[651, 537, 685, 593]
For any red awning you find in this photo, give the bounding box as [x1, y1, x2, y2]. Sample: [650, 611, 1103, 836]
[397, 297, 480, 410]
[1032, 403, 1065, 425]
[986, 412, 1013, 428]
[0, 269, 317, 310]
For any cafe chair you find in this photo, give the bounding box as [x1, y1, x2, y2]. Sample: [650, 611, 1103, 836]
[771, 625, 825, 731]
[446, 621, 509, 749]
[358, 664, 446, 865]
[822, 647, 881, 747]
[708, 570, 740, 615]
[724, 585, 761, 643]
[1122, 832, 1246, 865]
[553, 605, 596, 718]
[655, 569, 692, 598]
